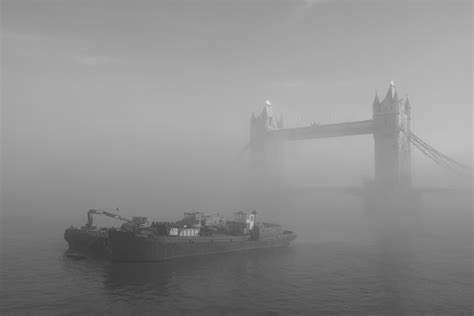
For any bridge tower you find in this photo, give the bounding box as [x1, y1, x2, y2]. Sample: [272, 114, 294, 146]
[249, 100, 284, 185]
[372, 81, 411, 188]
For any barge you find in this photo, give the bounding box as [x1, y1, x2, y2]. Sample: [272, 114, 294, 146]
[109, 211, 296, 262]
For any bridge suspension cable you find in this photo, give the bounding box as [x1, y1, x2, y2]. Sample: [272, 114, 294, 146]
[407, 131, 472, 178]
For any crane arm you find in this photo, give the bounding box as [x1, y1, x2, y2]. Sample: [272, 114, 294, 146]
[86, 209, 132, 227]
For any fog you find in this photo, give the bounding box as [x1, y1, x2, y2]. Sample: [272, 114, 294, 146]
[1, 2, 473, 314]
[1, 0, 472, 244]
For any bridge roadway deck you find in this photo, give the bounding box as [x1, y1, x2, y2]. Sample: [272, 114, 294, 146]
[269, 119, 374, 140]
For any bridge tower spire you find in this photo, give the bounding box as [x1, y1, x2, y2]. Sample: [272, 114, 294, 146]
[373, 80, 411, 187]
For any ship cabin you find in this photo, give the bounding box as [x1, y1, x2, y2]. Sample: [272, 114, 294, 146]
[227, 211, 257, 235]
[203, 214, 227, 228]
[233, 211, 256, 230]
[183, 212, 204, 227]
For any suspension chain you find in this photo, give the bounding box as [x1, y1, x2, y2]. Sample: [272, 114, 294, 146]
[406, 131, 472, 178]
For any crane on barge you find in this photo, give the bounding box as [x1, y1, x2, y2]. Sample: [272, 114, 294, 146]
[65, 209, 133, 255]
[84, 209, 132, 229]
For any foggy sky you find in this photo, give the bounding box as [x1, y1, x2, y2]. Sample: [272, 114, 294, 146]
[1, 0, 472, 223]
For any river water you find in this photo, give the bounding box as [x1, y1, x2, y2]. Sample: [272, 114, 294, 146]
[1, 198, 472, 315]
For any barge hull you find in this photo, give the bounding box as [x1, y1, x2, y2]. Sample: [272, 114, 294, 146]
[64, 228, 109, 254]
[109, 230, 296, 262]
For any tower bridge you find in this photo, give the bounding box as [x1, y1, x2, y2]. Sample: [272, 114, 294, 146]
[247, 81, 470, 199]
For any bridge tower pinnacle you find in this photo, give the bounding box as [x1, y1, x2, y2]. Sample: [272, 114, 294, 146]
[373, 81, 411, 187]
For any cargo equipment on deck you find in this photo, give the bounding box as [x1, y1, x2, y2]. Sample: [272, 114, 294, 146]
[64, 209, 132, 256]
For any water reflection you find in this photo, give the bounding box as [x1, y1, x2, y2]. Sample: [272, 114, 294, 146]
[370, 201, 422, 315]
[102, 247, 296, 304]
